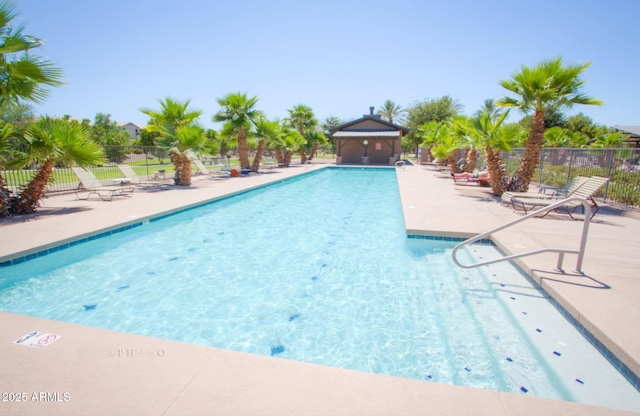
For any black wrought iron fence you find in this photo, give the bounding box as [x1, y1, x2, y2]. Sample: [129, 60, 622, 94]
[502, 148, 640, 207]
[2, 146, 174, 194]
[3, 146, 640, 208]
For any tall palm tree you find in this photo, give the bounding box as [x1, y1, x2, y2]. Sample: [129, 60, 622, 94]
[213, 93, 262, 170]
[8, 118, 106, 213]
[140, 97, 203, 185]
[286, 104, 317, 163]
[497, 57, 602, 191]
[0, 2, 63, 107]
[379, 99, 405, 124]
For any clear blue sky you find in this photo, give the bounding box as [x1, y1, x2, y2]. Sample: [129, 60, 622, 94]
[16, 0, 640, 129]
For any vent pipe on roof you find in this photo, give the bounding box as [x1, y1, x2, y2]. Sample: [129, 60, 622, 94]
[369, 106, 374, 115]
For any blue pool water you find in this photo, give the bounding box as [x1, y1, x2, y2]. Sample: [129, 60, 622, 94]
[1, 167, 639, 411]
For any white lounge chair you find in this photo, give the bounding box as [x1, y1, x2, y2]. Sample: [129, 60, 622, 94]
[117, 164, 172, 191]
[511, 176, 609, 219]
[192, 159, 231, 179]
[501, 176, 590, 209]
[72, 167, 134, 201]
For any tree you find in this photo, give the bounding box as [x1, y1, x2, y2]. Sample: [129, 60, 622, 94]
[0, 101, 33, 126]
[543, 126, 572, 148]
[378, 99, 405, 124]
[0, 2, 63, 107]
[590, 131, 625, 148]
[469, 110, 523, 195]
[472, 99, 501, 121]
[497, 57, 602, 191]
[8, 117, 106, 213]
[273, 124, 305, 167]
[0, 121, 13, 216]
[305, 130, 327, 161]
[286, 104, 317, 163]
[405, 96, 462, 155]
[566, 112, 608, 140]
[91, 113, 129, 163]
[213, 93, 262, 170]
[251, 117, 279, 172]
[167, 125, 206, 185]
[321, 116, 344, 156]
[140, 97, 204, 185]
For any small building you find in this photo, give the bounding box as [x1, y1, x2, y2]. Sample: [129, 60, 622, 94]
[330, 107, 409, 165]
[120, 122, 142, 140]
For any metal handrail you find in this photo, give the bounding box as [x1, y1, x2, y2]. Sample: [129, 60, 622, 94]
[395, 160, 406, 170]
[451, 197, 592, 273]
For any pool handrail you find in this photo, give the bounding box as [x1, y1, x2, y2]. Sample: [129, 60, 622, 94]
[395, 160, 405, 170]
[451, 196, 592, 274]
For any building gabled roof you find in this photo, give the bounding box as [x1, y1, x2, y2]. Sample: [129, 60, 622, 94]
[613, 125, 640, 137]
[330, 114, 409, 135]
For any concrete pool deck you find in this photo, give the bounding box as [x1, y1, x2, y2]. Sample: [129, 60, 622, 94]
[1, 162, 639, 415]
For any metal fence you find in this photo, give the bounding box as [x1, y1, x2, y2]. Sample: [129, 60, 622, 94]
[2, 146, 174, 194]
[500, 148, 640, 207]
[3, 146, 640, 208]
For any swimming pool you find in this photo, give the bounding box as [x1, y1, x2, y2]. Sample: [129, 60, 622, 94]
[1, 167, 639, 411]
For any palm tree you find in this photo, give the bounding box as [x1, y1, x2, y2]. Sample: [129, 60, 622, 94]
[497, 57, 602, 192]
[274, 125, 305, 167]
[378, 100, 405, 124]
[0, 2, 63, 107]
[469, 110, 522, 195]
[168, 125, 206, 185]
[305, 130, 327, 161]
[213, 93, 262, 170]
[251, 118, 279, 172]
[590, 131, 625, 148]
[140, 97, 203, 185]
[472, 99, 501, 121]
[543, 127, 572, 148]
[8, 118, 106, 213]
[0, 121, 13, 216]
[286, 104, 317, 163]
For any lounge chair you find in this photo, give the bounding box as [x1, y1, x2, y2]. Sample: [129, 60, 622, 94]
[220, 158, 250, 176]
[192, 159, 231, 179]
[72, 167, 134, 201]
[501, 176, 589, 209]
[262, 156, 277, 169]
[116, 164, 173, 191]
[452, 170, 489, 186]
[511, 176, 609, 219]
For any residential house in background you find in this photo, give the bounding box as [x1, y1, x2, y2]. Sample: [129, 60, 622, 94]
[120, 122, 142, 141]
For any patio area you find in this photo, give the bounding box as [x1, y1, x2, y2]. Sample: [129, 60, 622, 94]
[1, 162, 639, 415]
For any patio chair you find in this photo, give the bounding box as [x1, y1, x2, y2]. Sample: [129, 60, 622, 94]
[511, 176, 609, 219]
[220, 158, 250, 176]
[192, 159, 231, 179]
[451, 170, 489, 186]
[262, 156, 277, 169]
[501, 176, 590, 209]
[117, 164, 173, 191]
[72, 167, 135, 201]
